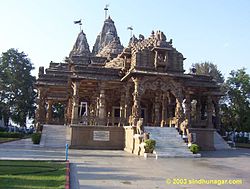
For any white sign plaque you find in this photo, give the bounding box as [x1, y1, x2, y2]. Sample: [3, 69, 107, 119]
[93, 131, 110, 141]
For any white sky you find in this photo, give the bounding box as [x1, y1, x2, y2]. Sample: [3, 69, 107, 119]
[0, 0, 250, 78]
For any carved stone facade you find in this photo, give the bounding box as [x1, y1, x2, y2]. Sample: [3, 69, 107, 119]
[35, 16, 222, 150]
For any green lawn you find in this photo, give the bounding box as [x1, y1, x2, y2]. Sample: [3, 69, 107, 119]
[0, 160, 66, 189]
[0, 138, 18, 143]
[236, 142, 250, 148]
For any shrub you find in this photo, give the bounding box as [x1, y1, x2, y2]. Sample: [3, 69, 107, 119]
[144, 139, 156, 153]
[32, 133, 41, 144]
[0, 127, 7, 132]
[0, 132, 24, 138]
[189, 144, 200, 154]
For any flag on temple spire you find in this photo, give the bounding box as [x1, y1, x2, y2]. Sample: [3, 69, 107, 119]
[74, 19, 82, 25]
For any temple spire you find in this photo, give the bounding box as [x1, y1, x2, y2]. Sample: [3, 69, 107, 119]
[69, 30, 91, 58]
[92, 16, 123, 57]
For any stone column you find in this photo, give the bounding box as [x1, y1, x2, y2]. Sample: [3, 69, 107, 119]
[119, 92, 126, 127]
[207, 96, 213, 128]
[36, 88, 46, 124]
[214, 97, 220, 130]
[161, 94, 166, 127]
[185, 94, 191, 127]
[71, 81, 80, 124]
[99, 88, 106, 125]
[132, 78, 141, 126]
[196, 97, 201, 122]
[66, 98, 72, 125]
[175, 97, 184, 128]
[124, 84, 131, 125]
[46, 100, 53, 124]
[154, 92, 161, 126]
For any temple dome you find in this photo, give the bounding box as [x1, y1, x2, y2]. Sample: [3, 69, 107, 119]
[69, 30, 91, 58]
[92, 16, 123, 57]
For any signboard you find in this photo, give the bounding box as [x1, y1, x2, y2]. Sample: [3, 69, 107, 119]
[93, 131, 110, 141]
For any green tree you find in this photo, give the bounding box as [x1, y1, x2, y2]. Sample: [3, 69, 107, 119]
[190, 62, 224, 83]
[0, 49, 36, 127]
[221, 68, 250, 131]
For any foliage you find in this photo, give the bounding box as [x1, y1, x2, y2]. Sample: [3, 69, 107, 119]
[0, 132, 24, 138]
[144, 139, 156, 153]
[221, 68, 250, 131]
[32, 133, 41, 144]
[52, 103, 65, 119]
[0, 160, 65, 189]
[0, 49, 36, 127]
[190, 62, 224, 83]
[0, 127, 7, 132]
[189, 144, 200, 154]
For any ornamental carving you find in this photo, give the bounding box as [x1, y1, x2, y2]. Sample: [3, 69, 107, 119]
[140, 77, 183, 100]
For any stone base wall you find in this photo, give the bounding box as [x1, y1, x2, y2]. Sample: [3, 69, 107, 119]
[188, 128, 215, 151]
[124, 126, 144, 156]
[70, 125, 124, 150]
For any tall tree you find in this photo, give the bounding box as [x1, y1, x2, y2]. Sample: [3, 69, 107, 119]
[0, 49, 36, 127]
[221, 68, 250, 131]
[190, 62, 224, 83]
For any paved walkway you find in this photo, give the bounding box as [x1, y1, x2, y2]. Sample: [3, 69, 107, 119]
[0, 124, 70, 160]
[69, 149, 250, 189]
[0, 126, 250, 189]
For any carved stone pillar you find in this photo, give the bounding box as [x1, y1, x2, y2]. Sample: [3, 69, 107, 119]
[161, 94, 167, 127]
[124, 84, 131, 125]
[154, 92, 161, 126]
[175, 97, 184, 128]
[99, 89, 106, 125]
[66, 98, 72, 125]
[36, 88, 46, 124]
[185, 94, 191, 127]
[196, 98, 201, 122]
[119, 92, 125, 127]
[207, 96, 213, 128]
[71, 81, 80, 124]
[132, 78, 141, 126]
[46, 100, 53, 124]
[214, 97, 220, 130]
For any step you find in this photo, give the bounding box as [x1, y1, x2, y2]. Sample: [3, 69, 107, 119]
[144, 126, 198, 158]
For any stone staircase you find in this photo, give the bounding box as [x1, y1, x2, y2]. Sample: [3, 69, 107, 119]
[214, 131, 231, 150]
[144, 127, 200, 158]
[40, 125, 68, 148]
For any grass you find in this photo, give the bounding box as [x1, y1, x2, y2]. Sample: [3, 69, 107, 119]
[236, 142, 250, 148]
[0, 138, 19, 143]
[0, 160, 66, 189]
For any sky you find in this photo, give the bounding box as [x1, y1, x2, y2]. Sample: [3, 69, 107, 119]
[0, 0, 250, 78]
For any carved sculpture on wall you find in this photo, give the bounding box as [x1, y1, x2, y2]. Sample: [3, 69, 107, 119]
[136, 118, 144, 135]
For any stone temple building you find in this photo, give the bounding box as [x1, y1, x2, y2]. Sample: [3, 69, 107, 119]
[35, 15, 222, 152]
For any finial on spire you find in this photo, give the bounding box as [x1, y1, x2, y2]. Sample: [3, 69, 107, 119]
[104, 4, 109, 20]
[74, 19, 82, 32]
[127, 26, 133, 38]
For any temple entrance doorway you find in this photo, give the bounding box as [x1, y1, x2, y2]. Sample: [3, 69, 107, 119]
[141, 89, 178, 127]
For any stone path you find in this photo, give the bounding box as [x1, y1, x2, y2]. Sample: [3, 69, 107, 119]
[0, 124, 69, 160]
[0, 137, 65, 160]
[0, 125, 250, 189]
[69, 149, 250, 189]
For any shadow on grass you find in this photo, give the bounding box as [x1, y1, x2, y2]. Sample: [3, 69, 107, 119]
[0, 177, 65, 189]
[0, 160, 65, 189]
